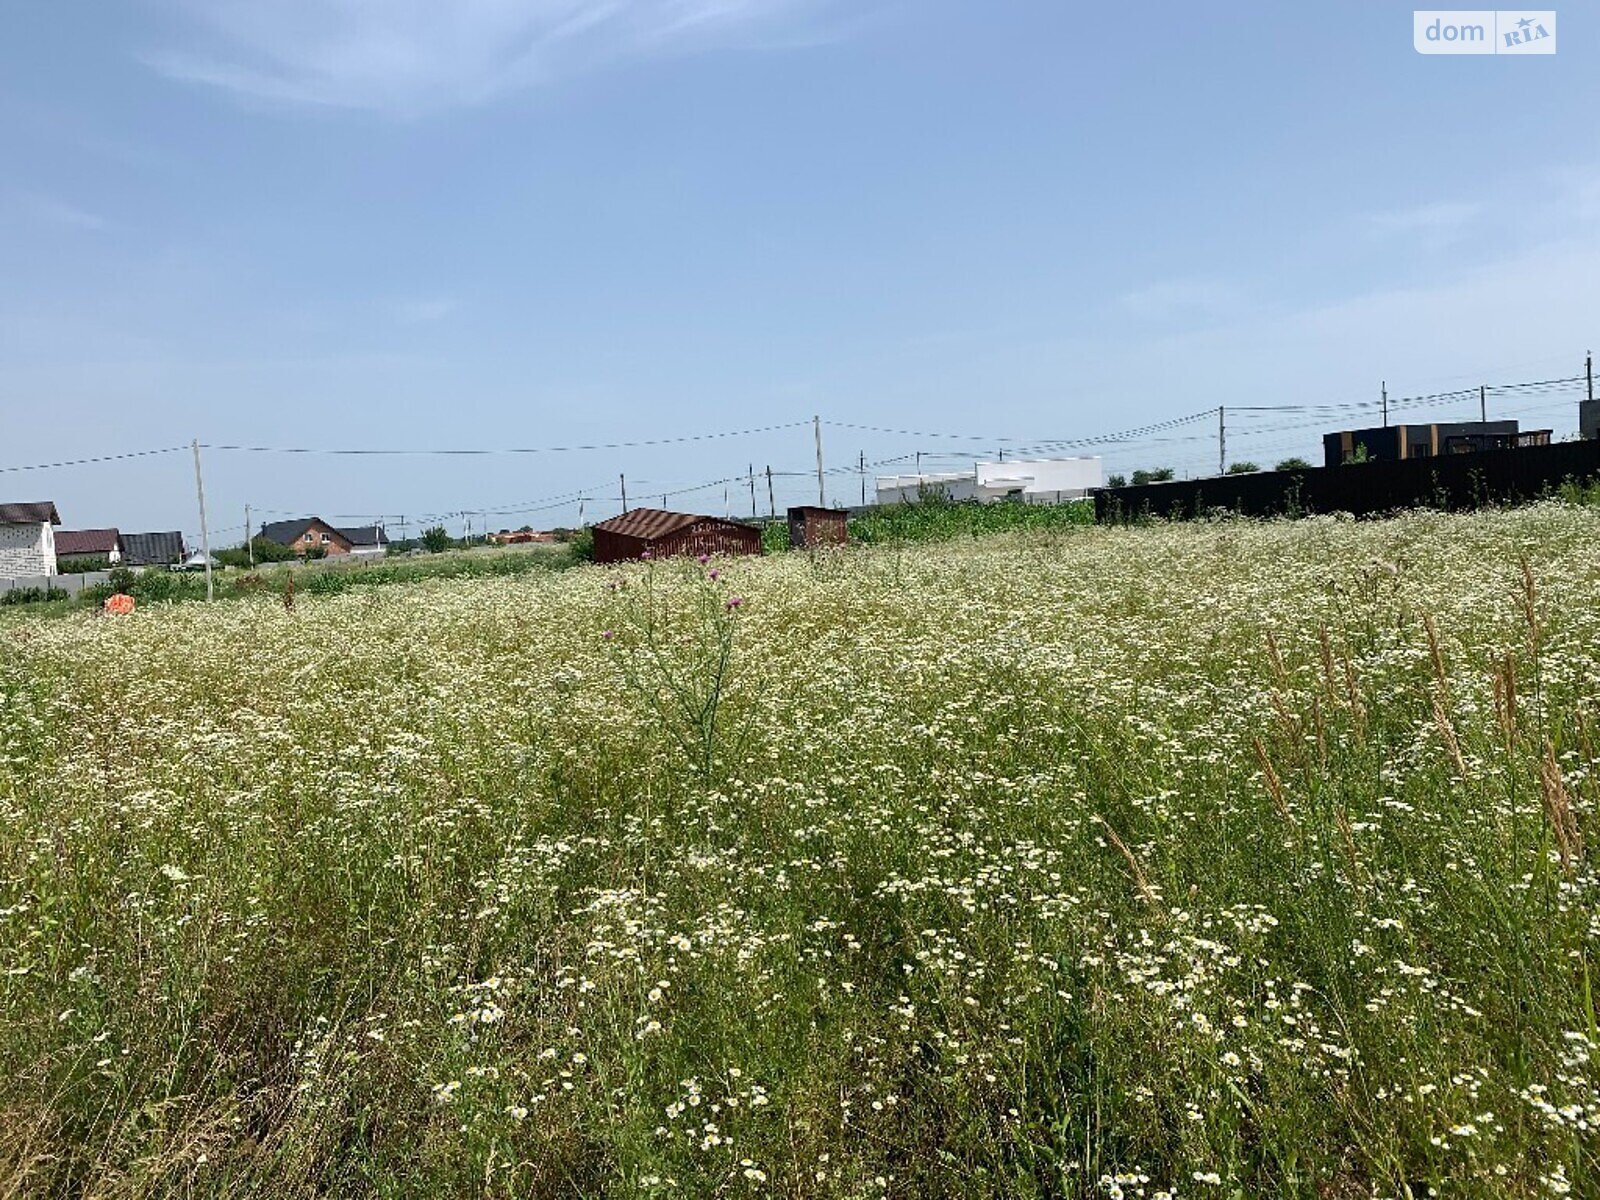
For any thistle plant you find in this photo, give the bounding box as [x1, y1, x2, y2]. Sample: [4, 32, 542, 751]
[602, 553, 743, 779]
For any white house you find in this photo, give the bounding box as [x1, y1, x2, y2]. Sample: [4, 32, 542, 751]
[0, 501, 62, 578]
[876, 457, 1103, 506]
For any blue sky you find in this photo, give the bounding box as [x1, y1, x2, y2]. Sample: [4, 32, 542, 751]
[2, 1, 1596, 539]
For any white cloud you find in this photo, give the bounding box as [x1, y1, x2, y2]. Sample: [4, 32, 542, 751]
[142, 0, 840, 113]
[1365, 200, 1483, 249]
[1117, 278, 1247, 322]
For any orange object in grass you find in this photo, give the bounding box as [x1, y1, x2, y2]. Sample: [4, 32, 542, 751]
[104, 593, 136, 615]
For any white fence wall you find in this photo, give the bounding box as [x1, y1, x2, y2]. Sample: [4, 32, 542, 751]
[0, 570, 111, 598]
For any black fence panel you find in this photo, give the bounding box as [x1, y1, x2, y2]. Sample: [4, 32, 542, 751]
[1095, 439, 1600, 523]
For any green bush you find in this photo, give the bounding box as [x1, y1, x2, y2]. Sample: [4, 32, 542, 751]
[849, 497, 1093, 546]
[760, 521, 790, 554]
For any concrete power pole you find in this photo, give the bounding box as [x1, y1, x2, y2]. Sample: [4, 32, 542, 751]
[620, 474, 628, 514]
[813, 415, 826, 507]
[766, 465, 775, 517]
[191, 438, 213, 601]
[1218, 406, 1226, 475]
[1382, 381, 1388, 428]
[245, 504, 253, 567]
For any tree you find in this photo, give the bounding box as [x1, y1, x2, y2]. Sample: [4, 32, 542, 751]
[1131, 467, 1175, 486]
[421, 525, 452, 554]
[1106, 473, 1127, 488]
[1275, 456, 1313, 471]
[1226, 461, 1260, 474]
[1343, 444, 1371, 465]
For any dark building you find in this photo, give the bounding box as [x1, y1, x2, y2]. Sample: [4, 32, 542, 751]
[591, 508, 762, 564]
[119, 531, 186, 567]
[787, 506, 848, 550]
[1323, 420, 1549, 468]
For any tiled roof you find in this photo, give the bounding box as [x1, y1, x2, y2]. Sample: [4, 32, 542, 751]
[55, 528, 121, 556]
[0, 501, 61, 525]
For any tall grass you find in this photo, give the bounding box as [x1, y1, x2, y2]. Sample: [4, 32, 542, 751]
[848, 497, 1093, 544]
[1, 505, 1598, 1197]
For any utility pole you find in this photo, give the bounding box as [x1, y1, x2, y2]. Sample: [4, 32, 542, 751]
[245, 504, 254, 567]
[1479, 384, 1487, 425]
[748, 464, 756, 518]
[577, 497, 585, 527]
[859, 450, 866, 505]
[620, 473, 628, 513]
[723, 486, 729, 518]
[1218, 406, 1226, 475]
[765, 465, 775, 518]
[1382, 381, 1388, 428]
[191, 438, 213, 601]
[813, 415, 826, 507]
[1586, 351, 1593, 404]
[916, 451, 922, 477]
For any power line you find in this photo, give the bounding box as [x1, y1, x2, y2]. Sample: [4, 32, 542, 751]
[0, 446, 187, 475]
[201, 419, 810, 457]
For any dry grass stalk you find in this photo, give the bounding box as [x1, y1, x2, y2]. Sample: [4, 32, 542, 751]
[1342, 656, 1368, 742]
[1519, 557, 1541, 655]
[1318, 625, 1338, 701]
[1492, 652, 1519, 753]
[1432, 694, 1470, 780]
[1312, 696, 1328, 771]
[1266, 630, 1289, 690]
[1252, 736, 1294, 825]
[1423, 613, 1449, 701]
[1270, 689, 1304, 759]
[1092, 815, 1158, 907]
[1334, 803, 1363, 882]
[1539, 739, 1583, 872]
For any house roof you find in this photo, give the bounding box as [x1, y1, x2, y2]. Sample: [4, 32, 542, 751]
[259, 517, 353, 547]
[55, 528, 121, 556]
[258, 518, 318, 545]
[120, 531, 186, 566]
[592, 508, 725, 540]
[338, 524, 388, 547]
[0, 501, 61, 525]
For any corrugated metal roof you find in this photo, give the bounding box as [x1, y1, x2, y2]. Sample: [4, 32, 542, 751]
[592, 508, 715, 540]
[56, 528, 121, 555]
[120, 531, 186, 566]
[0, 501, 61, 525]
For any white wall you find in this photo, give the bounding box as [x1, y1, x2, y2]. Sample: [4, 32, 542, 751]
[876, 457, 1102, 506]
[0, 523, 57, 578]
[975, 457, 1102, 501]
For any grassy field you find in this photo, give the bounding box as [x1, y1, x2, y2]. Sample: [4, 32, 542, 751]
[2, 505, 1599, 1197]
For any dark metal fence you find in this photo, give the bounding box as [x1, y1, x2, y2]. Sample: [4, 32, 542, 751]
[1095, 439, 1600, 523]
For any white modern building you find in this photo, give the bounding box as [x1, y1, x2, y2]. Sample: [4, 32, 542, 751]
[876, 457, 1102, 506]
[0, 501, 60, 579]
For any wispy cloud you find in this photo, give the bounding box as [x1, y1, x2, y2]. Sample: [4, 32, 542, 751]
[142, 0, 846, 114]
[1117, 278, 1246, 322]
[1365, 200, 1482, 249]
[8, 191, 108, 231]
[393, 297, 459, 324]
